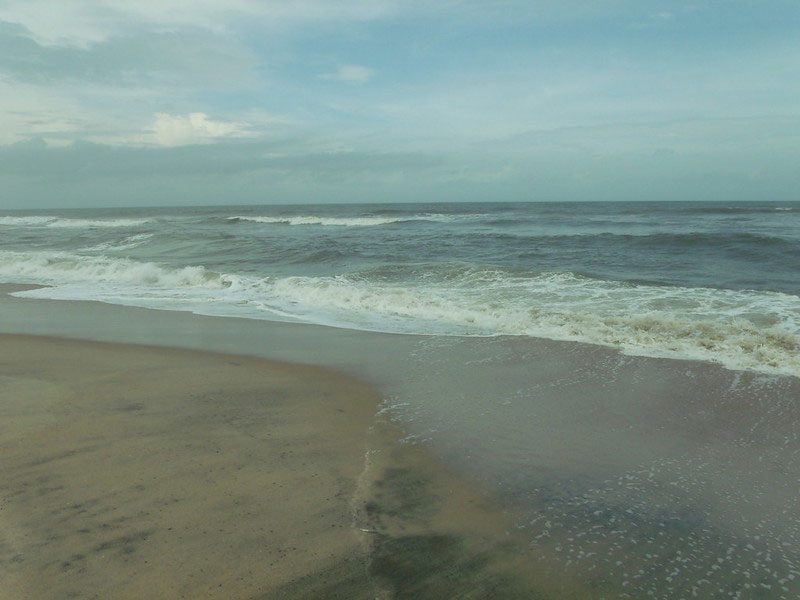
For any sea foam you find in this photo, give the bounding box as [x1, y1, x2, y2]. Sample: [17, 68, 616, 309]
[227, 214, 470, 226]
[0, 250, 229, 289]
[4, 250, 798, 377]
[266, 269, 800, 376]
[0, 216, 153, 228]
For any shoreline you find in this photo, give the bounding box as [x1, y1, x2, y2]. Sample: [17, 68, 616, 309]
[3, 284, 800, 598]
[0, 283, 800, 385]
[0, 333, 554, 599]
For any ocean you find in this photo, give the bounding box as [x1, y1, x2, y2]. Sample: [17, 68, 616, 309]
[2, 200, 800, 598]
[1, 201, 798, 376]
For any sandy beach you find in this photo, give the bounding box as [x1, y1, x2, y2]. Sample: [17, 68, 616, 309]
[0, 333, 551, 600]
[0, 334, 383, 598]
[2, 285, 798, 599]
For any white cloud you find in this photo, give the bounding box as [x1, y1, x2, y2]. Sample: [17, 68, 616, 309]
[132, 112, 255, 146]
[0, 79, 96, 144]
[320, 64, 376, 83]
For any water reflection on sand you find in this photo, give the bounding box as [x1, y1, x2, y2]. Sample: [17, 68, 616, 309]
[386, 336, 800, 599]
[2, 290, 798, 598]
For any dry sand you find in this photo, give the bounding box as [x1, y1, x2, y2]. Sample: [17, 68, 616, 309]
[1, 334, 379, 599]
[0, 334, 556, 600]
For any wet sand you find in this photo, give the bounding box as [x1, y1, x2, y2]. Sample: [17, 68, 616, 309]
[0, 334, 552, 599]
[6, 286, 798, 598]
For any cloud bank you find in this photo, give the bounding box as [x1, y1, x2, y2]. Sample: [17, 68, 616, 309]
[0, 0, 798, 207]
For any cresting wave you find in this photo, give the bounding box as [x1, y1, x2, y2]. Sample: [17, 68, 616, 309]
[76, 233, 157, 254]
[227, 214, 471, 226]
[0, 250, 229, 289]
[2, 251, 798, 377]
[268, 270, 800, 376]
[0, 216, 153, 228]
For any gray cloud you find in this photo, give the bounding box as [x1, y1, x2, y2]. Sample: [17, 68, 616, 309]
[1, 116, 797, 209]
[0, 138, 450, 208]
[0, 137, 442, 181]
[1, 1, 798, 207]
[0, 21, 257, 87]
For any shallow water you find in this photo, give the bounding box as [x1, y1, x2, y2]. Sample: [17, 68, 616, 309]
[390, 336, 800, 598]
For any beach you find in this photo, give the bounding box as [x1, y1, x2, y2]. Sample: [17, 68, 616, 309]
[1, 0, 798, 592]
[1, 333, 382, 598]
[2, 282, 800, 598]
[0, 332, 558, 599]
[1, 199, 799, 599]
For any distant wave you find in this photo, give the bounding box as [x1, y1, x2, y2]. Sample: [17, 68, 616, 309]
[0, 216, 154, 228]
[0, 216, 57, 226]
[226, 213, 481, 227]
[482, 230, 793, 247]
[603, 231, 791, 247]
[78, 233, 155, 253]
[227, 215, 411, 226]
[685, 206, 798, 215]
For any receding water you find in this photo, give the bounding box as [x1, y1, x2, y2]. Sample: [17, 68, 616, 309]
[1, 287, 798, 599]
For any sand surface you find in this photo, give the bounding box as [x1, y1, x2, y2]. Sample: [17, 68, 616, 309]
[0, 334, 382, 599]
[0, 334, 556, 600]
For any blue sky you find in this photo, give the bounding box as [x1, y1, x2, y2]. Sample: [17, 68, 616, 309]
[1, 0, 798, 207]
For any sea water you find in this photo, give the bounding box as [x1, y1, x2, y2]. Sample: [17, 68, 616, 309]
[1, 200, 799, 598]
[1, 201, 798, 375]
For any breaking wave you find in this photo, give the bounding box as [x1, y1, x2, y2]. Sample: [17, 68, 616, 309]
[227, 214, 473, 226]
[0, 216, 153, 228]
[79, 233, 156, 253]
[0, 250, 230, 289]
[266, 269, 800, 376]
[2, 251, 798, 377]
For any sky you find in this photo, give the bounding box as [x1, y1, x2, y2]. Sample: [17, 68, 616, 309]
[1, 0, 799, 208]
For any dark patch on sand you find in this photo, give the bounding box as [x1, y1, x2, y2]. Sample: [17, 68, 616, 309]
[267, 555, 373, 600]
[366, 467, 436, 524]
[371, 533, 541, 600]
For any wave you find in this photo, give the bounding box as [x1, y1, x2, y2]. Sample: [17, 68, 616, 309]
[3, 252, 798, 377]
[483, 230, 793, 248]
[0, 216, 57, 226]
[0, 216, 153, 228]
[226, 213, 480, 227]
[227, 215, 410, 226]
[78, 233, 156, 253]
[266, 269, 800, 376]
[0, 250, 231, 289]
[607, 232, 791, 247]
[684, 206, 798, 215]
